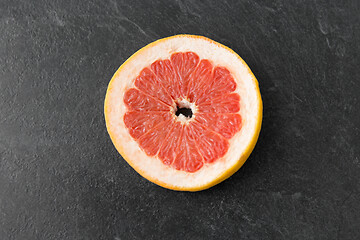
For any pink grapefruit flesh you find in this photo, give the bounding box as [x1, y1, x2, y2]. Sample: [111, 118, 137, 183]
[123, 51, 241, 173]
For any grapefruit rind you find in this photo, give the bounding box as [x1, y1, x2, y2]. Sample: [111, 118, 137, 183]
[104, 35, 262, 191]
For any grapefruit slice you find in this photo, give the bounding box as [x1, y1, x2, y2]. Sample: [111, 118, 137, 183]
[105, 35, 262, 191]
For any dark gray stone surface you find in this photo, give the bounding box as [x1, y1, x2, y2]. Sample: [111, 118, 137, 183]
[1, 0, 359, 239]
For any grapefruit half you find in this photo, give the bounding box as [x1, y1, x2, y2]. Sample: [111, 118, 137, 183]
[104, 35, 262, 191]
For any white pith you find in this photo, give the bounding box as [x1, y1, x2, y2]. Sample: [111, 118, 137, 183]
[105, 36, 261, 189]
[175, 99, 196, 124]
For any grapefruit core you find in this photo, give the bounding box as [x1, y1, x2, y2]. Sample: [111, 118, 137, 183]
[104, 35, 262, 191]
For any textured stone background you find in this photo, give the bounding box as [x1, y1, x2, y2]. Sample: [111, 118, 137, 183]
[1, 0, 359, 239]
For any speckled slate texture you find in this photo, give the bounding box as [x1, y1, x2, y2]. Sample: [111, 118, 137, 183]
[1, 0, 360, 239]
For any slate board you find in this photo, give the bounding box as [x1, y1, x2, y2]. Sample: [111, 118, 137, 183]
[1, 0, 360, 239]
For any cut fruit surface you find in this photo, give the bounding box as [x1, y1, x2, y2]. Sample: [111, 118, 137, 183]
[105, 35, 262, 191]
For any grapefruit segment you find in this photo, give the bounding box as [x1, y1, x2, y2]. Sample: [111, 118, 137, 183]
[151, 59, 181, 100]
[173, 125, 204, 172]
[197, 93, 240, 113]
[170, 52, 200, 97]
[134, 68, 174, 106]
[188, 121, 229, 163]
[105, 35, 263, 191]
[195, 113, 242, 139]
[196, 66, 237, 104]
[138, 119, 173, 156]
[123, 88, 170, 111]
[158, 122, 183, 166]
[124, 111, 172, 139]
[187, 59, 213, 103]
